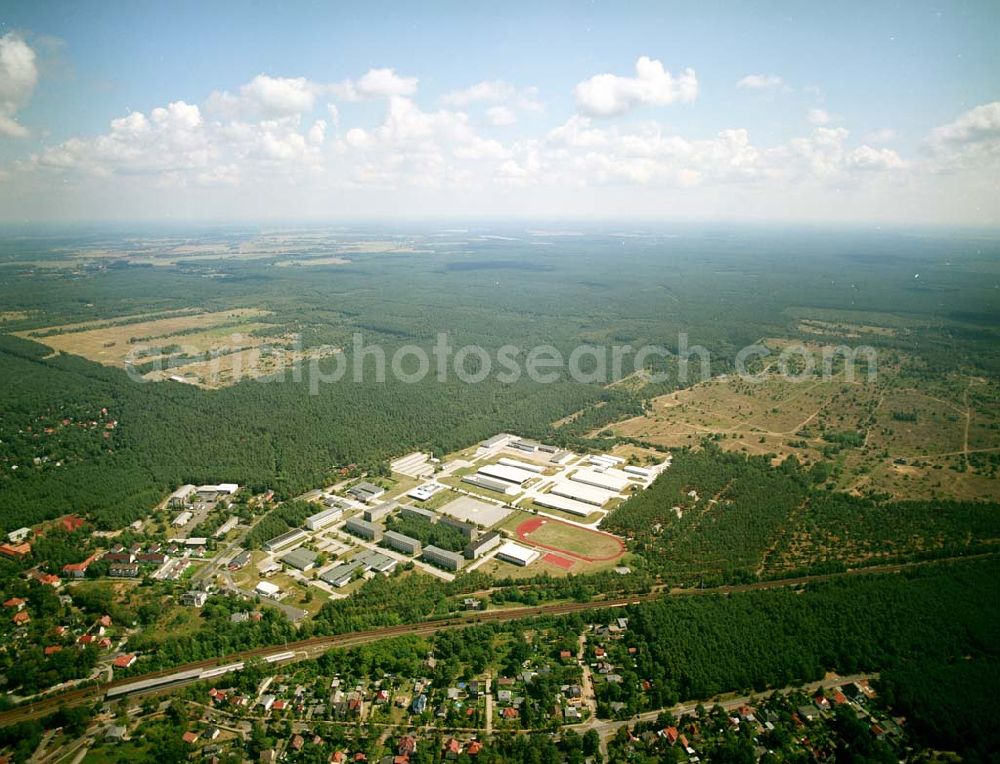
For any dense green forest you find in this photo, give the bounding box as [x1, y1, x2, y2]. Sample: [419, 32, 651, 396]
[878, 657, 1000, 762]
[605, 557, 999, 713]
[2, 226, 999, 532]
[602, 444, 1000, 582]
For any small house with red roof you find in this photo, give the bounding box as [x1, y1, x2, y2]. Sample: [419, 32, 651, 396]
[397, 736, 416, 756]
[0, 543, 31, 559]
[61, 515, 86, 533]
[63, 554, 99, 578]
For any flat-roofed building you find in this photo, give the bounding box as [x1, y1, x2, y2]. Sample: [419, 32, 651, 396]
[422, 545, 465, 571]
[280, 548, 318, 571]
[400, 504, 439, 523]
[167, 484, 196, 508]
[7, 527, 30, 544]
[391, 451, 434, 478]
[462, 474, 518, 496]
[382, 530, 422, 556]
[213, 516, 239, 538]
[508, 438, 540, 453]
[254, 580, 281, 598]
[588, 455, 618, 469]
[496, 541, 540, 567]
[570, 468, 629, 493]
[623, 465, 654, 478]
[344, 517, 382, 542]
[551, 451, 576, 465]
[535, 493, 595, 517]
[320, 562, 361, 587]
[353, 549, 397, 573]
[549, 480, 617, 507]
[439, 515, 479, 540]
[408, 482, 445, 502]
[346, 482, 385, 504]
[478, 464, 537, 485]
[497, 457, 545, 474]
[305, 506, 343, 531]
[263, 528, 308, 552]
[465, 530, 502, 559]
[479, 433, 514, 450]
[172, 511, 193, 527]
[364, 501, 397, 523]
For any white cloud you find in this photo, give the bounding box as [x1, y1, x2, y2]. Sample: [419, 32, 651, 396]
[847, 145, 907, 171]
[863, 128, 895, 144]
[486, 106, 517, 126]
[332, 67, 418, 100]
[574, 56, 697, 117]
[442, 80, 516, 106]
[929, 101, 1000, 146]
[441, 80, 543, 111]
[736, 74, 785, 91]
[307, 119, 326, 145]
[925, 101, 1000, 173]
[31, 91, 327, 185]
[8, 65, 993, 224]
[806, 108, 831, 126]
[0, 33, 38, 138]
[207, 75, 318, 118]
[241, 75, 316, 115]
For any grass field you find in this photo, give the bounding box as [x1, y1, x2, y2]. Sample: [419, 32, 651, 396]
[13, 308, 325, 387]
[513, 516, 625, 561]
[602, 338, 1000, 501]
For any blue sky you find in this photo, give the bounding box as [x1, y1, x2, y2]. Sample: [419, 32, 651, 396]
[1, 0, 998, 223]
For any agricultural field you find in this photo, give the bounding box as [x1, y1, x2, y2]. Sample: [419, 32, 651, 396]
[12, 308, 333, 388]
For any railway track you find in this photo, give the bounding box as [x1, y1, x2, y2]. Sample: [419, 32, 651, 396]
[0, 553, 987, 727]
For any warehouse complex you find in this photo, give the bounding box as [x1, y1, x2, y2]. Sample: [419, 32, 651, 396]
[217, 433, 667, 617]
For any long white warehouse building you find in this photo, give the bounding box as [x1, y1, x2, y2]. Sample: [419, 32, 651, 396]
[477, 464, 537, 485]
[462, 474, 519, 496]
[534, 493, 596, 517]
[570, 468, 629, 493]
[550, 480, 618, 507]
[497, 457, 545, 474]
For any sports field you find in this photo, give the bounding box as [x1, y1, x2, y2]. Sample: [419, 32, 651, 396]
[514, 516, 625, 562]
